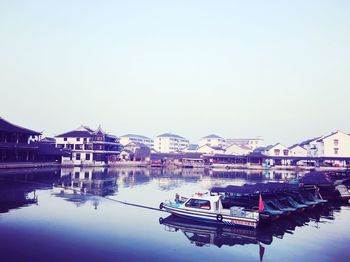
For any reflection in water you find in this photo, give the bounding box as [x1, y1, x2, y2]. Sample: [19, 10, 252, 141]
[52, 167, 119, 208]
[159, 202, 344, 252]
[0, 168, 60, 213]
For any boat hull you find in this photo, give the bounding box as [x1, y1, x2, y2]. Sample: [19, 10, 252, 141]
[162, 204, 258, 229]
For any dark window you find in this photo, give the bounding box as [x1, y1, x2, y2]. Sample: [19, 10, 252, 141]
[57, 144, 64, 149]
[86, 154, 90, 160]
[76, 153, 81, 160]
[84, 172, 89, 179]
[75, 172, 79, 178]
[84, 138, 87, 142]
[185, 198, 211, 210]
[77, 138, 80, 141]
[75, 144, 83, 150]
[64, 138, 67, 141]
[283, 150, 289, 156]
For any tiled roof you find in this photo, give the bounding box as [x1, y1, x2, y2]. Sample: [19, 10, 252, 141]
[56, 130, 92, 138]
[202, 134, 223, 139]
[121, 134, 152, 140]
[0, 117, 41, 135]
[157, 133, 186, 139]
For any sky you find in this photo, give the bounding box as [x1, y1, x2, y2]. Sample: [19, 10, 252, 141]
[1, 0, 349, 146]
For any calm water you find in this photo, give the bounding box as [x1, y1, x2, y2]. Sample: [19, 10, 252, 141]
[0, 167, 349, 262]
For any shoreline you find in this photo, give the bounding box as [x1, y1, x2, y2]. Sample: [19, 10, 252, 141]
[0, 161, 349, 173]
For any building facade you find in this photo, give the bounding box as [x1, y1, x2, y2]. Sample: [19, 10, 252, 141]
[0, 117, 41, 162]
[196, 145, 225, 155]
[263, 143, 290, 156]
[55, 126, 121, 166]
[224, 144, 252, 155]
[226, 137, 264, 150]
[289, 144, 308, 157]
[119, 134, 154, 148]
[315, 131, 350, 157]
[198, 134, 226, 148]
[154, 133, 189, 153]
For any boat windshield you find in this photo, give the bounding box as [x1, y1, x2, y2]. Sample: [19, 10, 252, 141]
[185, 198, 211, 210]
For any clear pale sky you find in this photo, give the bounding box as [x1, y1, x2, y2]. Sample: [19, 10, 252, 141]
[1, 0, 349, 146]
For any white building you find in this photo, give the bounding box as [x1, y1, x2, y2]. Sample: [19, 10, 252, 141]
[55, 126, 121, 166]
[225, 144, 252, 155]
[289, 144, 308, 157]
[196, 145, 225, 155]
[226, 137, 264, 150]
[263, 143, 290, 156]
[154, 133, 189, 153]
[119, 134, 154, 148]
[198, 134, 226, 148]
[315, 131, 350, 157]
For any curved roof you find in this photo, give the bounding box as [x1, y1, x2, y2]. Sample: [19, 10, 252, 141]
[202, 134, 223, 139]
[0, 117, 41, 135]
[121, 134, 152, 140]
[157, 133, 186, 139]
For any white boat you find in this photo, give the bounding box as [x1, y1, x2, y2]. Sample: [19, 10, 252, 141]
[159, 193, 259, 228]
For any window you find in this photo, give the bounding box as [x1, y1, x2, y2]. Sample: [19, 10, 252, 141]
[84, 138, 87, 142]
[57, 144, 64, 149]
[77, 137, 80, 141]
[185, 198, 211, 210]
[64, 138, 67, 141]
[86, 154, 90, 160]
[76, 153, 81, 160]
[334, 148, 339, 155]
[334, 139, 339, 146]
[75, 144, 83, 150]
[274, 149, 280, 156]
[75, 172, 79, 178]
[84, 172, 89, 179]
[283, 150, 289, 156]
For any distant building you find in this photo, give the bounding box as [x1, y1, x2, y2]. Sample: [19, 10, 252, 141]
[196, 145, 225, 155]
[183, 144, 199, 153]
[0, 117, 41, 162]
[224, 144, 252, 155]
[263, 143, 290, 156]
[119, 134, 154, 148]
[198, 134, 226, 148]
[226, 137, 264, 150]
[55, 125, 121, 165]
[154, 133, 189, 153]
[315, 131, 350, 157]
[289, 144, 307, 157]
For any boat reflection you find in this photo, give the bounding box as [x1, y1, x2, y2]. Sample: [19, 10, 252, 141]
[159, 202, 344, 250]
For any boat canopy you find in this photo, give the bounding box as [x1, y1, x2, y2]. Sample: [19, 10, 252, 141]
[211, 182, 300, 195]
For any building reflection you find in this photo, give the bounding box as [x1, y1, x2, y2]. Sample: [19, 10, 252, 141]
[52, 167, 118, 208]
[0, 168, 60, 213]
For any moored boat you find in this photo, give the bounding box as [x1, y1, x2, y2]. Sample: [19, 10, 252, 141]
[159, 193, 260, 228]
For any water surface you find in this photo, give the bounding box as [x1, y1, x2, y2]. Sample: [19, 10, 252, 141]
[0, 167, 349, 261]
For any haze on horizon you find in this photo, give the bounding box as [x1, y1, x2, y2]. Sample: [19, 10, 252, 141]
[1, 0, 349, 146]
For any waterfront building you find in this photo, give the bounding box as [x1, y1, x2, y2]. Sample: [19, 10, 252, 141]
[154, 133, 189, 153]
[289, 144, 308, 157]
[198, 134, 226, 148]
[0, 117, 41, 162]
[119, 134, 154, 148]
[314, 131, 350, 157]
[55, 126, 121, 166]
[224, 144, 252, 155]
[226, 137, 264, 150]
[263, 143, 290, 156]
[183, 144, 199, 153]
[196, 145, 225, 155]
